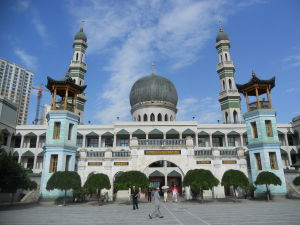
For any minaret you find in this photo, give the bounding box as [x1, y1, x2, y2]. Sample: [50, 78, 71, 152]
[40, 76, 86, 198]
[237, 72, 287, 196]
[216, 27, 242, 124]
[66, 27, 88, 124]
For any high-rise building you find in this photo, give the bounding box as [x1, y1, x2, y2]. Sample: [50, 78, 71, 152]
[0, 58, 34, 125]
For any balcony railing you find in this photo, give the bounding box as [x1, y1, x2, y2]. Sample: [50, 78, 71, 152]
[138, 139, 186, 146]
[195, 150, 212, 156]
[219, 149, 237, 155]
[87, 151, 105, 157]
[248, 100, 271, 111]
[112, 151, 131, 157]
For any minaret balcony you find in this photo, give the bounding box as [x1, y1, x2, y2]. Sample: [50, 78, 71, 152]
[69, 61, 87, 70]
[248, 100, 271, 111]
[216, 61, 234, 72]
[218, 89, 240, 100]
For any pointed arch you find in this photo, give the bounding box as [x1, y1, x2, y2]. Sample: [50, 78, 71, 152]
[157, 113, 162, 121]
[225, 112, 229, 124]
[223, 80, 226, 90]
[150, 113, 155, 121]
[225, 53, 228, 61]
[229, 79, 232, 89]
[76, 53, 79, 61]
[138, 115, 141, 121]
[143, 114, 148, 121]
[165, 114, 168, 121]
[233, 110, 238, 123]
[170, 115, 173, 121]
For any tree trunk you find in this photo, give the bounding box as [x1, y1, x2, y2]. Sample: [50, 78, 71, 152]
[64, 190, 67, 206]
[265, 185, 270, 201]
[233, 187, 237, 202]
[200, 189, 203, 203]
[98, 189, 101, 205]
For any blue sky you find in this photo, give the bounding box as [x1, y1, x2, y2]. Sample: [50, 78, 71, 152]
[1, 0, 300, 125]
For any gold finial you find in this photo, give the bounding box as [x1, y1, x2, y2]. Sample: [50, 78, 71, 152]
[151, 63, 156, 76]
[218, 19, 223, 32]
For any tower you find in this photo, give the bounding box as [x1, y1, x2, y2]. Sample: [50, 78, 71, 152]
[215, 28, 242, 124]
[40, 76, 86, 198]
[237, 72, 287, 196]
[66, 27, 88, 124]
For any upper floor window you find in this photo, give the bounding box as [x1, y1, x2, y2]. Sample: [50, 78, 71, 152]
[68, 123, 74, 140]
[53, 122, 61, 139]
[265, 120, 273, 137]
[49, 154, 58, 173]
[251, 122, 258, 138]
[120, 138, 129, 147]
[269, 152, 278, 170]
[254, 153, 262, 170]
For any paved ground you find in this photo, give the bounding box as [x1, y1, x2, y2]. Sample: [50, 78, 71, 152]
[0, 199, 300, 225]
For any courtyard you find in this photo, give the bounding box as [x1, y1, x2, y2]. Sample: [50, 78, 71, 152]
[0, 199, 299, 225]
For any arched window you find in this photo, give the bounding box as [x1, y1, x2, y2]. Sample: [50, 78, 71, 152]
[76, 53, 79, 61]
[225, 112, 229, 124]
[223, 80, 225, 90]
[220, 55, 223, 62]
[170, 115, 173, 121]
[233, 111, 238, 123]
[138, 115, 141, 121]
[225, 53, 228, 61]
[150, 113, 155, 121]
[157, 113, 162, 121]
[229, 79, 232, 89]
[165, 114, 168, 121]
[79, 80, 82, 85]
[144, 114, 148, 122]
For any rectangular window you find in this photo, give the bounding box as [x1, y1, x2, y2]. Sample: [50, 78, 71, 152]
[65, 155, 71, 171]
[68, 123, 74, 140]
[53, 122, 61, 139]
[120, 138, 129, 147]
[251, 122, 258, 138]
[29, 137, 36, 148]
[265, 120, 273, 137]
[254, 153, 262, 170]
[27, 157, 34, 169]
[228, 137, 236, 147]
[105, 138, 113, 147]
[49, 155, 58, 173]
[198, 137, 206, 147]
[212, 137, 223, 147]
[269, 152, 278, 170]
[76, 137, 83, 147]
[87, 137, 99, 147]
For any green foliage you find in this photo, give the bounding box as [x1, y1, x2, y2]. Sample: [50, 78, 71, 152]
[114, 171, 149, 190]
[293, 176, 300, 186]
[221, 170, 249, 189]
[255, 171, 282, 186]
[84, 173, 111, 192]
[183, 169, 219, 201]
[46, 171, 81, 192]
[0, 153, 35, 194]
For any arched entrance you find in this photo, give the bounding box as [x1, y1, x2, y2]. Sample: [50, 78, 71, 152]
[145, 160, 183, 195]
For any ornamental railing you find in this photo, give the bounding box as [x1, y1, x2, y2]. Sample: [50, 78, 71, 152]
[219, 149, 237, 155]
[194, 150, 212, 156]
[138, 139, 186, 146]
[112, 151, 131, 157]
[248, 100, 271, 111]
[86, 151, 105, 157]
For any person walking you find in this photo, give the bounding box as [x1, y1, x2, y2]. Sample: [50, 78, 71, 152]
[131, 186, 139, 210]
[172, 185, 178, 202]
[149, 187, 164, 219]
[163, 189, 168, 202]
[147, 187, 152, 202]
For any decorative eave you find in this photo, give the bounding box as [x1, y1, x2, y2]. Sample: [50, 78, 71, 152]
[236, 73, 275, 94]
[46, 76, 87, 93]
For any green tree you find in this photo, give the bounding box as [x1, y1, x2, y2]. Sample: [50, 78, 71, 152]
[255, 171, 281, 201]
[221, 169, 249, 201]
[183, 169, 219, 203]
[293, 176, 300, 186]
[46, 171, 81, 206]
[0, 153, 37, 203]
[114, 171, 149, 191]
[84, 173, 111, 205]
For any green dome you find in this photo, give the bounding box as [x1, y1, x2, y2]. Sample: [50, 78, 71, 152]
[216, 28, 229, 42]
[74, 27, 87, 42]
[130, 75, 178, 107]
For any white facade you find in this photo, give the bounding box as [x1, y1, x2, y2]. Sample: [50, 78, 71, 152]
[0, 58, 34, 125]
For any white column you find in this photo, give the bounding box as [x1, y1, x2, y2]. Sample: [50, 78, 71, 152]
[284, 133, 289, 146]
[240, 134, 244, 147]
[179, 133, 182, 139]
[98, 135, 101, 148]
[20, 135, 24, 148]
[7, 134, 12, 148]
[82, 135, 86, 148]
[33, 155, 38, 170]
[36, 135, 40, 149]
[287, 150, 292, 167]
[225, 134, 228, 147]
[195, 135, 199, 147]
[146, 133, 149, 139]
[163, 133, 166, 139]
[113, 134, 117, 150]
[209, 134, 213, 147]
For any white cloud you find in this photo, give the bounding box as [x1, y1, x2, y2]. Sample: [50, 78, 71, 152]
[283, 54, 300, 67]
[68, 0, 257, 123]
[14, 48, 37, 71]
[31, 12, 47, 41]
[13, 0, 30, 11]
[177, 97, 220, 123]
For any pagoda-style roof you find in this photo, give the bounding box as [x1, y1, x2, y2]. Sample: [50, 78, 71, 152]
[236, 72, 275, 96]
[46, 76, 86, 94]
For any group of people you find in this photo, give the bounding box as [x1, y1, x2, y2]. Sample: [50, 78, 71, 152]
[131, 184, 179, 219]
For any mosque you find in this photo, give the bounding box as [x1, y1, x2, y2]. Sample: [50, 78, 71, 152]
[5, 27, 300, 199]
